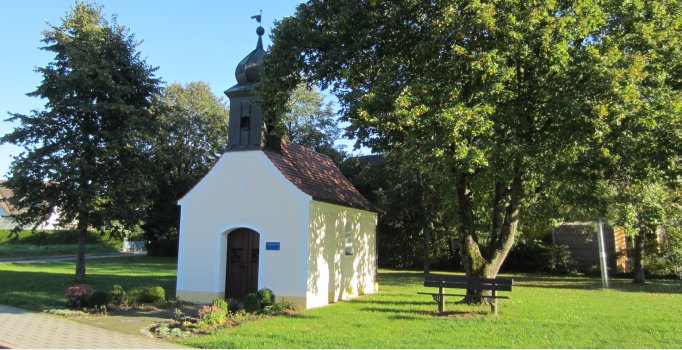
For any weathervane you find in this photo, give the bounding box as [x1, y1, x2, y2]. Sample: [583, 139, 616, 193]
[251, 10, 262, 25]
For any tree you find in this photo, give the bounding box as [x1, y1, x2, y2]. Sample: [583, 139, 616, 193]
[603, 0, 681, 283]
[259, 0, 681, 291]
[281, 83, 345, 163]
[565, 0, 682, 283]
[1, 2, 160, 280]
[143, 81, 228, 255]
[342, 152, 455, 271]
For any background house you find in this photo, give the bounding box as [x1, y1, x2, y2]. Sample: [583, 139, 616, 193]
[0, 181, 66, 231]
[553, 222, 629, 273]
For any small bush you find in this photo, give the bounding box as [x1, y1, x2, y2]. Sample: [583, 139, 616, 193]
[145, 286, 166, 303]
[212, 298, 229, 312]
[257, 288, 276, 306]
[109, 285, 125, 305]
[262, 299, 295, 315]
[546, 245, 577, 275]
[502, 238, 551, 272]
[64, 284, 94, 308]
[243, 292, 261, 313]
[86, 290, 110, 307]
[132, 286, 166, 303]
[227, 298, 239, 313]
[197, 304, 227, 327]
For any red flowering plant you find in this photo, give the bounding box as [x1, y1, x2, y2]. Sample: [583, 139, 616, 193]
[64, 284, 93, 307]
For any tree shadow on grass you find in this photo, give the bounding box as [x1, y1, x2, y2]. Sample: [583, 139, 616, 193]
[513, 274, 682, 294]
[349, 297, 433, 306]
[380, 270, 681, 295]
[281, 313, 319, 319]
[0, 268, 176, 311]
[359, 306, 434, 316]
[377, 271, 424, 286]
[363, 306, 490, 320]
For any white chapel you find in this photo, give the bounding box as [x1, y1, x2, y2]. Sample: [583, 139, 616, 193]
[175, 23, 378, 309]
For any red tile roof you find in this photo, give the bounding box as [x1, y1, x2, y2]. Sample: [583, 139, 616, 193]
[264, 140, 376, 212]
[0, 181, 20, 216]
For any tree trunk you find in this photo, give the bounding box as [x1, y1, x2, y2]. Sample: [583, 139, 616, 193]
[455, 172, 487, 303]
[632, 230, 646, 284]
[455, 172, 486, 277]
[456, 168, 524, 303]
[419, 175, 431, 274]
[75, 221, 87, 281]
[75, 209, 90, 281]
[423, 226, 431, 274]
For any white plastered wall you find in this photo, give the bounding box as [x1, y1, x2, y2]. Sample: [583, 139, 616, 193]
[176, 150, 310, 305]
[306, 201, 378, 309]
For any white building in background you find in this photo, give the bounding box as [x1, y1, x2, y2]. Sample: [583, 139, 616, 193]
[175, 24, 378, 309]
[0, 181, 66, 230]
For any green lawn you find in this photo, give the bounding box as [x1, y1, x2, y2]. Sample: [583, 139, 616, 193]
[181, 271, 682, 349]
[0, 256, 176, 310]
[0, 256, 680, 348]
[0, 229, 122, 259]
[0, 243, 119, 259]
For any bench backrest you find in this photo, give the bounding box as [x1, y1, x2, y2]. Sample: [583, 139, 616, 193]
[424, 274, 513, 291]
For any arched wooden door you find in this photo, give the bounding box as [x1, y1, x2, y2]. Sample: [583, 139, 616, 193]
[226, 228, 260, 300]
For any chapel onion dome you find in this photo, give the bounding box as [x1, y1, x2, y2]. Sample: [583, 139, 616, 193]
[235, 26, 266, 85]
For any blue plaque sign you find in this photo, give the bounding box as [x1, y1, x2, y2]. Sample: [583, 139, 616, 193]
[265, 242, 280, 251]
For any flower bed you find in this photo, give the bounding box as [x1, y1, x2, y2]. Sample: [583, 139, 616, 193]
[145, 288, 295, 339]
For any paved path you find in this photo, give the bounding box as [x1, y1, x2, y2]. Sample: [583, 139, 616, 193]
[0, 304, 185, 349]
[0, 252, 146, 264]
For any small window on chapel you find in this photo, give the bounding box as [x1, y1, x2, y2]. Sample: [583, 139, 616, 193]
[344, 221, 353, 255]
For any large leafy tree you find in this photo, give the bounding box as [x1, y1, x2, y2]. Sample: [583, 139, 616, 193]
[1, 2, 160, 280]
[143, 81, 228, 255]
[283, 84, 339, 148]
[342, 152, 455, 271]
[565, 0, 682, 282]
[281, 83, 345, 163]
[260, 0, 681, 286]
[602, 0, 681, 283]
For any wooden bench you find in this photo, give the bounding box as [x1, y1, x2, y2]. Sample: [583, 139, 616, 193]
[417, 274, 513, 314]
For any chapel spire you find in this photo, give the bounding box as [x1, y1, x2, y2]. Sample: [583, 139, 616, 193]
[225, 14, 267, 150]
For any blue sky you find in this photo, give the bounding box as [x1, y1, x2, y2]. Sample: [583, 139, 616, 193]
[0, 0, 361, 178]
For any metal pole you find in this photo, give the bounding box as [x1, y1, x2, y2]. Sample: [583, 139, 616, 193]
[597, 219, 609, 288]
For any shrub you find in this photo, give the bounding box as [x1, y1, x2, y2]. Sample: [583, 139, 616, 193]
[86, 290, 110, 307]
[109, 284, 125, 305]
[227, 298, 239, 313]
[243, 292, 261, 313]
[132, 286, 166, 303]
[546, 245, 577, 275]
[262, 299, 295, 315]
[197, 304, 227, 327]
[502, 238, 551, 273]
[644, 227, 682, 279]
[212, 298, 229, 312]
[64, 284, 94, 308]
[257, 288, 276, 306]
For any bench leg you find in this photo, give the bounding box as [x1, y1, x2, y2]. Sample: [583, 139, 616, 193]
[490, 290, 498, 315]
[438, 286, 444, 313]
